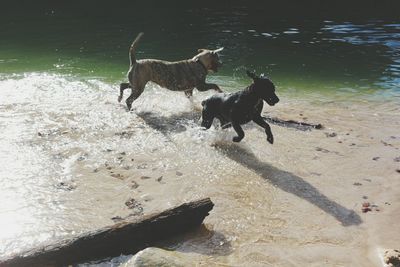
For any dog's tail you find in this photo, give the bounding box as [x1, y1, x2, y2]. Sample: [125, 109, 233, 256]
[129, 32, 144, 66]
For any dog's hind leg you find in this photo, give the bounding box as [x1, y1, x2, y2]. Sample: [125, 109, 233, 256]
[126, 84, 145, 111]
[253, 115, 274, 144]
[118, 83, 131, 102]
[231, 121, 245, 142]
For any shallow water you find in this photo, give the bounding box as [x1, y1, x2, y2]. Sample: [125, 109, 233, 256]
[0, 3, 400, 266]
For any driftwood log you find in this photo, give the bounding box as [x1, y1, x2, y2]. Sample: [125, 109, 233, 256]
[0, 198, 214, 267]
[263, 116, 323, 131]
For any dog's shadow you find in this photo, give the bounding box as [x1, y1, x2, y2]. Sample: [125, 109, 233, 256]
[136, 111, 201, 135]
[214, 143, 362, 226]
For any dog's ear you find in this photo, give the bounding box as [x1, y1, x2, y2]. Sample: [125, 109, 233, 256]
[246, 70, 257, 79]
[213, 47, 224, 54]
[260, 73, 271, 80]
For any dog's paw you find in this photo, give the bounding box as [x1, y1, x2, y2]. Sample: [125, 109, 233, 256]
[267, 135, 274, 144]
[232, 136, 242, 142]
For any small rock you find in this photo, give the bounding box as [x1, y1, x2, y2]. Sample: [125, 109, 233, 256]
[111, 173, 124, 179]
[77, 156, 86, 161]
[353, 182, 362, 186]
[384, 249, 400, 267]
[361, 202, 373, 213]
[362, 202, 370, 208]
[93, 168, 99, 173]
[176, 171, 183, 176]
[316, 147, 330, 153]
[363, 178, 372, 182]
[56, 182, 77, 191]
[120, 152, 126, 155]
[385, 202, 391, 205]
[106, 149, 113, 152]
[394, 157, 400, 162]
[156, 176, 163, 182]
[128, 247, 188, 267]
[140, 176, 151, 180]
[117, 156, 124, 160]
[372, 157, 380, 161]
[396, 169, 400, 174]
[106, 166, 113, 170]
[130, 180, 139, 189]
[325, 132, 337, 138]
[362, 207, 371, 213]
[381, 141, 394, 147]
[362, 196, 368, 199]
[123, 166, 130, 170]
[111, 216, 123, 222]
[125, 198, 143, 214]
[350, 143, 356, 146]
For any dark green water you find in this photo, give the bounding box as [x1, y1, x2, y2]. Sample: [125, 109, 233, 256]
[1, 2, 400, 98]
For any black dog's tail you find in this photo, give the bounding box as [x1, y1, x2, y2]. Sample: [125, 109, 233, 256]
[129, 32, 144, 66]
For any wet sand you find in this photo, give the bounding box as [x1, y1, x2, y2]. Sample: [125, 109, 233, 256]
[0, 74, 399, 266]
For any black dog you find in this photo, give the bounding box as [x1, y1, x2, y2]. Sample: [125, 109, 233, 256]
[200, 70, 279, 143]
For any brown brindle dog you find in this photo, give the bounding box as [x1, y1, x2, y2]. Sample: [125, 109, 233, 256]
[118, 32, 224, 110]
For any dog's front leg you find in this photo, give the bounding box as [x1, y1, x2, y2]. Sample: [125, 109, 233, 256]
[197, 83, 223, 93]
[218, 117, 231, 129]
[253, 116, 274, 144]
[231, 121, 245, 142]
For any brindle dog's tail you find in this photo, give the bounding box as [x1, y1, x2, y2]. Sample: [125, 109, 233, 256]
[129, 32, 144, 66]
[118, 32, 144, 103]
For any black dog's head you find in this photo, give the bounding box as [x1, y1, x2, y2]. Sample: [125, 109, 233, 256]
[246, 70, 279, 106]
[200, 99, 216, 129]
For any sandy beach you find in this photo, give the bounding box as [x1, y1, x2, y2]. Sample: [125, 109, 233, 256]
[0, 74, 399, 266]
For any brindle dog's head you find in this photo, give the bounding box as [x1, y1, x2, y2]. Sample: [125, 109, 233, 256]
[193, 48, 223, 72]
[247, 70, 279, 106]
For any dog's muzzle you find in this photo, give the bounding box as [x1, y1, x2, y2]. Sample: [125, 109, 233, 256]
[212, 61, 222, 72]
[266, 96, 280, 106]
